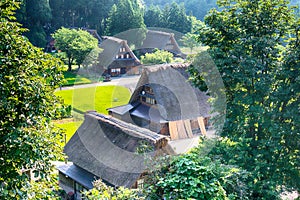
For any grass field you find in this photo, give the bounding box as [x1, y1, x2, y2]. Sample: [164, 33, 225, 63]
[54, 85, 130, 145]
[54, 119, 83, 144]
[62, 70, 93, 86]
[55, 85, 130, 114]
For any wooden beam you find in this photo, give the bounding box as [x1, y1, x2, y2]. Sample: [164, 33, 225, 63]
[169, 121, 179, 140]
[184, 120, 193, 138]
[197, 117, 207, 136]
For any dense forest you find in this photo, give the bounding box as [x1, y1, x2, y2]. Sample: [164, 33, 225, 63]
[16, 0, 300, 48]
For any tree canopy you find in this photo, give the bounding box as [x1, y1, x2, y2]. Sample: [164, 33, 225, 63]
[141, 49, 174, 65]
[105, 0, 145, 36]
[144, 2, 193, 33]
[0, 1, 64, 198]
[52, 27, 100, 71]
[190, 0, 300, 198]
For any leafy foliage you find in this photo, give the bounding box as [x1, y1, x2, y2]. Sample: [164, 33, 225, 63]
[0, 1, 64, 198]
[141, 49, 174, 64]
[16, 0, 52, 47]
[105, 0, 145, 36]
[190, 0, 300, 198]
[180, 32, 199, 53]
[52, 28, 101, 71]
[144, 0, 217, 20]
[144, 2, 193, 33]
[84, 179, 144, 200]
[144, 141, 249, 199]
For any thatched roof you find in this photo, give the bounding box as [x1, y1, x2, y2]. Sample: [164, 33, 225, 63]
[82, 28, 102, 44]
[139, 30, 185, 57]
[64, 112, 167, 188]
[98, 36, 141, 69]
[129, 63, 211, 121]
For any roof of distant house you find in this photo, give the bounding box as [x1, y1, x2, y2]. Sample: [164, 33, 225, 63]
[98, 36, 141, 69]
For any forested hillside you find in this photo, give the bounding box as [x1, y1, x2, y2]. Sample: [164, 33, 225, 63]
[15, 0, 299, 48]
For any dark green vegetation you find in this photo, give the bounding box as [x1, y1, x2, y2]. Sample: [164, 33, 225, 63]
[189, 0, 300, 198]
[0, 1, 64, 198]
[144, 0, 217, 21]
[105, 0, 145, 36]
[144, 141, 249, 199]
[144, 2, 193, 34]
[15, 0, 300, 48]
[16, 0, 206, 48]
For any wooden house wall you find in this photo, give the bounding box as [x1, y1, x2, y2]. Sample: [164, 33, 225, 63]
[58, 172, 74, 194]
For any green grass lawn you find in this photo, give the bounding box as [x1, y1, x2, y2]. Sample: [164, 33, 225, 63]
[54, 85, 130, 146]
[62, 70, 93, 86]
[55, 85, 130, 114]
[54, 119, 83, 145]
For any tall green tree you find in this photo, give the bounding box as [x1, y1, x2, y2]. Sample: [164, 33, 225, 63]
[191, 0, 300, 198]
[144, 5, 162, 28]
[161, 2, 192, 33]
[52, 28, 100, 71]
[143, 2, 193, 33]
[180, 32, 199, 53]
[105, 0, 145, 36]
[16, 0, 52, 47]
[0, 1, 64, 198]
[144, 142, 249, 199]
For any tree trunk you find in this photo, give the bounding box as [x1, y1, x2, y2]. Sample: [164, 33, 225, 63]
[68, 57, 72, 71]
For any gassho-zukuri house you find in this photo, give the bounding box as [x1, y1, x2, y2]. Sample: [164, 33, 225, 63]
[98, 36, 141, 77]
[57, 112, 169, 198]
[137, 30, 187, 59]
[108, 63, 211, 140]
[57, 63, 211, 197]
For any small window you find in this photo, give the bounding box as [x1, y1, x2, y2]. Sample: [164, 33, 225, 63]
[123, 47, 126, 52]
[145, 97, 156, 104]
[115, 55, 118, 59]
[137, 179, 144, 189]
[126, 54, 130, 58]
[121, 54, 124, 59]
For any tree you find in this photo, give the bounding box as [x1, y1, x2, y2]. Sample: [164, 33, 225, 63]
[0, 1, 64, 198]
[144, 141, 249, 199]
[161, 2, 192, 33]
[52, 27, 100, 71]
[190, 0, 300, 198]
[180, 32, 199, 53]
[144, 5, 163, 28]
[16, 0, 52, 47]
[141, 49, 174, 64]
[84, 179, 144, 200]
[105, 0, 145, 36]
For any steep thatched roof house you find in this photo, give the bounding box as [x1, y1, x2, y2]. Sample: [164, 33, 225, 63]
[58, 111, 168, 196]
[138, 30, 186, 59]
[98, 36, 141, 76]
[108, 63, 211, 140]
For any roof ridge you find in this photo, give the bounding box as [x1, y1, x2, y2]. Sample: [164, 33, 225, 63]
[86, 112, 167, 143]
